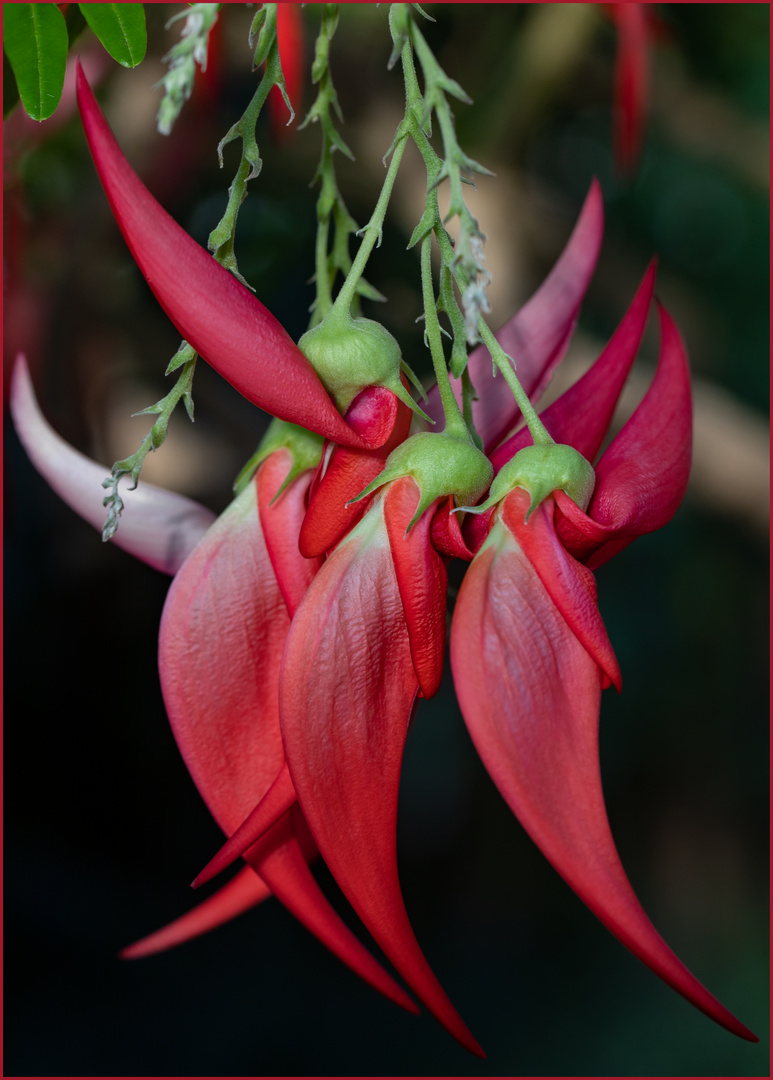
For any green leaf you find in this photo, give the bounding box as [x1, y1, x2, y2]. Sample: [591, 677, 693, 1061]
[78, 4, 147, 68]
[3, 3, 68, 121]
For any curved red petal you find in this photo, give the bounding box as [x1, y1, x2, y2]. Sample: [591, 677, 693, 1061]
[10, 355, 214, 574]
[451, 526, 756, 1042]
[385, 480, 448, 699]
[75, 64, 371, 449]
[242, 813, 417, 1014]
[299, 387, 410, 559]
[430, 496, 476, 561]
[257, 450, 322, 617]
[120, 866, 271, 959]
[589, 303, 692, 537]
[500, 491, 621, 692]
[192, 763, 297, 889]
[490, 261, 656, 472]
[426, 179, 603, 452]
[280, 496, 483, 1055]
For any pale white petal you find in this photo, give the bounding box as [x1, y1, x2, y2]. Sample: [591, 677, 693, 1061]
[10, 356, 215, 575]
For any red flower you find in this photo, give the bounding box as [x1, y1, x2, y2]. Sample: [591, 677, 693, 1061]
[451, 289, 756, 1042]
[11, 65, 756, 1055]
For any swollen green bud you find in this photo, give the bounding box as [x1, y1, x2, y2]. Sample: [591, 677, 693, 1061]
[298, 311, 427, 419]
[351, 430, 494, 531]
[461, 442, 595, 521]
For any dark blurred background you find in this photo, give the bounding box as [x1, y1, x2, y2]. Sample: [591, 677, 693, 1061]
[4, 4, 769, 1076]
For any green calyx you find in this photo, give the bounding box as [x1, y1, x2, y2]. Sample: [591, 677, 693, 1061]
[350, 430, 494, 531]
[461, 442, 595, 521]
[233, 417, 324, 498]
[298, 311, 428, 419]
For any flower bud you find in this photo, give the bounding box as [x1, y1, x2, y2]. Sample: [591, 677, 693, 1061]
[463, 442, 595, 521]
[299, 312, 420, 416]
[352, 430, 494, 531]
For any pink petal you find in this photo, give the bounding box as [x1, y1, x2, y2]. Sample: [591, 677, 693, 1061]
[280, 487, 484, 1055]
[490, 261, 656, 471]
[75, 64, 373, 450]
[554, 303, 692, 567]
[10, 355, 214, 574]
[120, 866, 271, 959]
[425, 179, 604, 452]
[384, 481, 448, 699]
[451, 523, 756, 1042]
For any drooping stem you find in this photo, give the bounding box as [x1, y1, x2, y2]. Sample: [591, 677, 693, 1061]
[330, 130, 409, 319]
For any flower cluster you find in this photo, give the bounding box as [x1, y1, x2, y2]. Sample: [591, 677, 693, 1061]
[10, 65, 755, 1055]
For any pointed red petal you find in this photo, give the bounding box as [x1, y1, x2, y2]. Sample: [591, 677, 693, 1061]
[75, 64, 372, 449]
[426, 180, 603, 452]
[257, 451, 322, 617]
[192, 763, 296, 889]
[280, 492, 484, 1055]
[500, 491, 621, 692]
[384, 481, 448, 699]
[589, 303, 692, 538]
[120, 866, 271, 959]
[451, 525, 756, 1042]
[490, 262, 656, 472]
[10, 354, 215, 574]
[299, 387, 410, 559]
[242, 813, 418, 1015]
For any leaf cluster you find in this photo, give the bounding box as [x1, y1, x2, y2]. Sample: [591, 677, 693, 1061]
[4, 3, 147, 121]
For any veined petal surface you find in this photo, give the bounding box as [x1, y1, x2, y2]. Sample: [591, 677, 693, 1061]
[280, 483, 483, 1055]
[158, 465, 413, 1008]
[451, 519, 756, 1042]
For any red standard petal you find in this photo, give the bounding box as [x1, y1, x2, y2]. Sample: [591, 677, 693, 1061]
[10, 355, 215, 574]
[426, 179, 603, 452]
[75, 64, 373, 450]
[451, 524, 756, 1042]
[490, 261, 656, 472]
[554, 304, 692, 568]
[280, 492, 483, 1055]
[384, 480, 448, 699]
